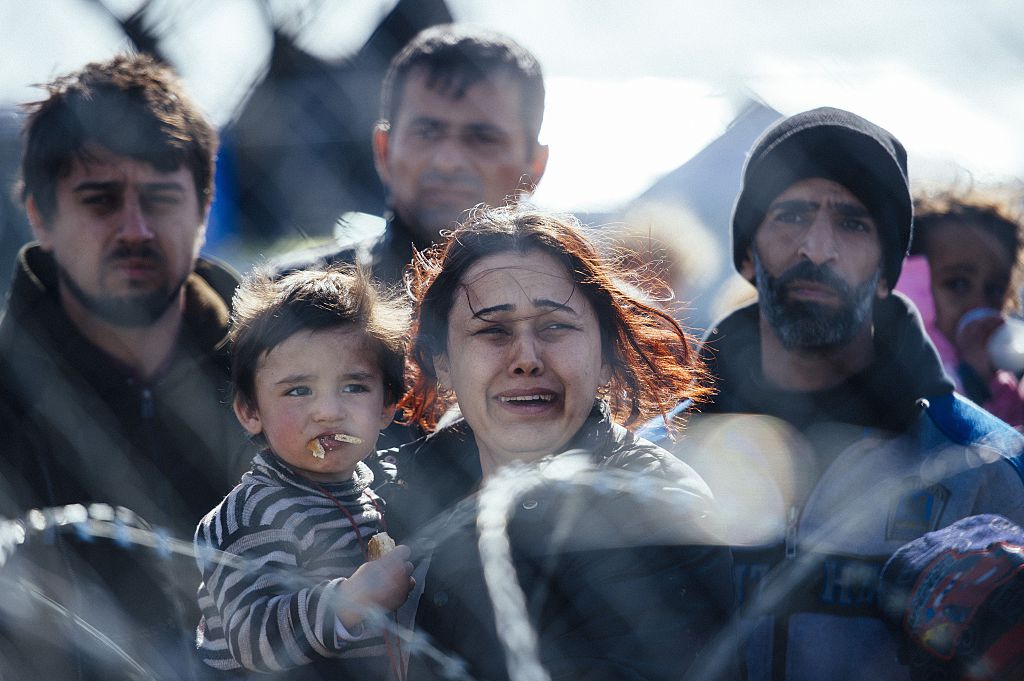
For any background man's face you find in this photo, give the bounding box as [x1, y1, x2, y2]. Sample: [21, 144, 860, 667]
[29, 146, 207, 327]
[374, 69, 547, 244]
[744, 177, 887, 350]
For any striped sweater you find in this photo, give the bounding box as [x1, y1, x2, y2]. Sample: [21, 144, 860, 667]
[195, 449, 389, 675]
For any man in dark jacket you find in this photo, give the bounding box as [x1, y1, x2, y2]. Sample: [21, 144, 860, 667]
[0, 53, 247, 680]
[276, 24, 549, 450]
[644, 107, 1024, 681]
[274, 24, 549, 284]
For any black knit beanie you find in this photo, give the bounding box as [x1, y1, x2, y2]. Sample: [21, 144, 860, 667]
[731, 107, 912, 290]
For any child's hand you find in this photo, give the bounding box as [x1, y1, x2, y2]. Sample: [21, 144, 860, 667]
[336, 545, 415, 631]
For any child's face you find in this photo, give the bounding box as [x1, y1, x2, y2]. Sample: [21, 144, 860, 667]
[234, 326, 395, 483]
[926, 219, 1013, 342]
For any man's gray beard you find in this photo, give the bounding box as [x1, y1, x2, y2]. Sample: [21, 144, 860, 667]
[58, 265, 186, 328]
[754, 253, 879, 352]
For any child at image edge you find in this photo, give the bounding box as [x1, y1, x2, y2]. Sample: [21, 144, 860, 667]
[895, 189, 1024, 428]
[194, 265, 415, 680]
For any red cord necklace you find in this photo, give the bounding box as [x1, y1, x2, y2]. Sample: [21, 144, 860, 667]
[312, 482, 406, 681]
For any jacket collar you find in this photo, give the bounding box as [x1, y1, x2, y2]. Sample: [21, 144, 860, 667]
[251, 449, 371, 498]
[385, 213, 433, 254]
[703, 293, 954, 431]
[3, 244, 236, 385]
[398, 401, 619, 500]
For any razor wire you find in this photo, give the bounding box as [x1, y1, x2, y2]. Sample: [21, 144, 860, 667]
[0, 437, 981, 681]
[0, 501, 478, 681]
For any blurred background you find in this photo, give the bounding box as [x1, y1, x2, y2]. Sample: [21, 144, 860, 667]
[1, 0, 1021, 331]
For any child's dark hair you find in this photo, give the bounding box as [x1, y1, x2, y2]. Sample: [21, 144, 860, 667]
[912, 187, 1024, 313]
[230, 265, 411, 409]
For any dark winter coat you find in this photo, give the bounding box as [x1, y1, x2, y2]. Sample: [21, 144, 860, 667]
[672, 295, 1024, 681]
[272, 214, 422, 290]
[376, 402, 739, 681]
[0, 244, 249, 681]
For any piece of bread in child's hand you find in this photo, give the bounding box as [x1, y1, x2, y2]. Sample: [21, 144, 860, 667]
[367, 532, 397, 560]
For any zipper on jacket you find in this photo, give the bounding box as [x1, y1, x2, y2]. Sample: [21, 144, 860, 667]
[785, 505, 799, 559]
[141, 387, 154, 419]
[773, 505, 801, 680]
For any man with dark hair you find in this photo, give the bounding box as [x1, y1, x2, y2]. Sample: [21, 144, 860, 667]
[0, 53, 246, 680]
[276, 23, 549, 284]
[646, 107, 1024, 681]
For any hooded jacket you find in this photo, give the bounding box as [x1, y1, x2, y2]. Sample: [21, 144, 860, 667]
[0, 244, 248, 680]
[703, 294, 952, 431]
[675, 295, 1024, 681]
[376, 402, 739, 681]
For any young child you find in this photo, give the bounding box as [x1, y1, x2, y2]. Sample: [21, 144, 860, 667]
[896, 188, 1024, 427]
[194, 265, 415, 679]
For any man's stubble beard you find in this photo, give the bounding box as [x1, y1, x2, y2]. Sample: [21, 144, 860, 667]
[57, 245, 189, 328]
[754, 252, 880, 352]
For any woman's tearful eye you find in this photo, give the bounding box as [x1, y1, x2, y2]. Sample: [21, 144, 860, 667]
[474, 325, 510, 337]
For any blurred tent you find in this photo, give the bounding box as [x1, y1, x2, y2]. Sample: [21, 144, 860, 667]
[632, 100, 782, 237]
[224, 0, 454, 244]
[615, 100, 783, 331]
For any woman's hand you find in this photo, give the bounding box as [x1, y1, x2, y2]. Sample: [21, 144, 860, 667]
[335, 545, 415, 631]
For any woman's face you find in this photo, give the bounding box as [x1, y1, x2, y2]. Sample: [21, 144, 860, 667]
[435, 249, 611, 476]
[926, 219, 1013, 342]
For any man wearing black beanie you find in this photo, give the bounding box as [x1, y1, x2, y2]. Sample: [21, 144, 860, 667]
[645, 107, 1024, 681]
